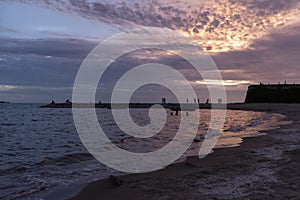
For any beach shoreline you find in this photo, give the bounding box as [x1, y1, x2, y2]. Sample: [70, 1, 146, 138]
[52, 104, 300, 200]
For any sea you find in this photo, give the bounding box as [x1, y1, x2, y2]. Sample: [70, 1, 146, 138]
[0, 103, 286, 200]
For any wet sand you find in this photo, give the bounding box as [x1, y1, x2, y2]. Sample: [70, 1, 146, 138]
[67, 104, 300, 200]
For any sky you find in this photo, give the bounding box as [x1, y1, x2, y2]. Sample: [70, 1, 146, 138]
[0, 0, 300, 103]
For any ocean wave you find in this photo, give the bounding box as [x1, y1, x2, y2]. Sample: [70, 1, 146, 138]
[0, 175, 49, 200]
[224, 125, 247, 132]
[224, 115, 267, 133]
[0, 153, 94, 176]
[36, 152, 94, 166]
[0, 123, 17, 126]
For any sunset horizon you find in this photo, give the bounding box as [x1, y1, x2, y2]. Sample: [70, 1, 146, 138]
[1, 0, 300, 103]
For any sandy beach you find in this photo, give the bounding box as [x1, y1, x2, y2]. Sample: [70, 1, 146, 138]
[64, 104, 300, 200]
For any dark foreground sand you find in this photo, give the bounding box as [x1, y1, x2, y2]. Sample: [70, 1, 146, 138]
[67, 104, 300, 200]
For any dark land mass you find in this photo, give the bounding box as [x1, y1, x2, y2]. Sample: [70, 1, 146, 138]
[245, 84, 300, 103]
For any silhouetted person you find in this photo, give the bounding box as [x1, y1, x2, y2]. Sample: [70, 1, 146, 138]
[50, 100, 55, 105]
[175, 110, 179, 116]
[197, 99, 200, 104]
[218, 98, 222, 104]
[66, 99, 71, 104]
[206, 99, 209, 104]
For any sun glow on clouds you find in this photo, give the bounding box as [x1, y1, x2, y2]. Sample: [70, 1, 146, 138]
[0, 85, 21, 91]
[176, 1, 300, 52]
[17, 0, 300, 53]
[196, 80, 250, 86]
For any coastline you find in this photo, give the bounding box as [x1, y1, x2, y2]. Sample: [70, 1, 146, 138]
[54, 104, 300, 200]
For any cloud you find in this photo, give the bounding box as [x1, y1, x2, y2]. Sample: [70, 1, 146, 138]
[0, 37, 95, 59]
[0, 37, 96, 88]
[12, 0, 300, 52]
[195, 80, 250, 86]
[0, 84, 21, 91]
[211, 24, 300, 84]
[0, 37, 98, 102]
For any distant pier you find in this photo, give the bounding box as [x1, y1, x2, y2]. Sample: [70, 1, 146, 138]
[40, 102, 226, 111]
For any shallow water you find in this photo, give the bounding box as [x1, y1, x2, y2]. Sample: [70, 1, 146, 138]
[0, 103, 285, 199]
